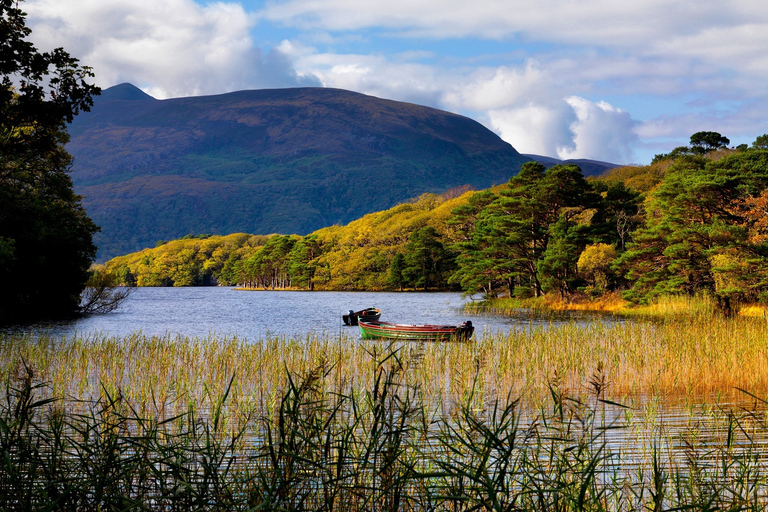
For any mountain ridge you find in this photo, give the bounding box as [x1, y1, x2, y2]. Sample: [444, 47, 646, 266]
[521, 154, 620, 176]
[68, 84, 531, 260]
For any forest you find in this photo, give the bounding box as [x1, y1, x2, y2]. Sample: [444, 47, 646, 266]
[102, 133, 768, 311]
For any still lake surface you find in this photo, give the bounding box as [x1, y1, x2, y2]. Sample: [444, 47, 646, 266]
[6, 287, 600, 341]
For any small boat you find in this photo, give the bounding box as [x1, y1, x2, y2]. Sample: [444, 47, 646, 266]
[358, 319, 473, 341]
[342, 307, 382, 326]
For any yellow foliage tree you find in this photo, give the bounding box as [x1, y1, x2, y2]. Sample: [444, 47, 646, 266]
[577, 243, 618, 295]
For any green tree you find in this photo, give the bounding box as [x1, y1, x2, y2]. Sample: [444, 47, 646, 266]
[487, 163, 595, 297]
[537, 215, 590, 298]
[463, 162, 550, 297]
[448, 163, 603, 298]
[617, 150, 768, 309]
[651, 146, 694, 164]
[388, 252, 407, 291]
[0, 0, 100, 323]
[689, 131, 730, 153]
[446, 190, 500, 296]
[288, 235, 321, 290]
[243, 235, 297, 289]
[402, 226, 452, 291]
[589, 181, 643, 251]
[752, 134, 768, 150]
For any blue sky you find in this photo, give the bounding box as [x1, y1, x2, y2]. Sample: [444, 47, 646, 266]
[24, 0, 768, 164]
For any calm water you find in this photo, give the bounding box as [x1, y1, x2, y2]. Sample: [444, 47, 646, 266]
[4, 287, 602, 341]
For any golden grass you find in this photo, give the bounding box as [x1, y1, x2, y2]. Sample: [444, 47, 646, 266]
[616, 294, 717, 319]
[740, 304, 768, 317]
[541, 292, 629, 312]
[466, 293, 629, 315]
[4, 312, 768, 420]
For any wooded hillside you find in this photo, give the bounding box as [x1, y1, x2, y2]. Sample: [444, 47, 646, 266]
[68, 84, 530, 261]
[102, 136, 768, 312]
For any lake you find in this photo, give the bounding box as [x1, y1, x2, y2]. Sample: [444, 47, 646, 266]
[3, 287, 606, 341]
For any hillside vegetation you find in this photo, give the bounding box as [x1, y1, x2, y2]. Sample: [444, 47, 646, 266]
[103, 134, 768, 313]
[102, 187, 474, 291]
[68, 84, 530, 260]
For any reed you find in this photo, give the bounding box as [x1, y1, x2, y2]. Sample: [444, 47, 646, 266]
[3, 313, 768, 416]
[616, 293, 718, 320]
[3, 348, 768, 510]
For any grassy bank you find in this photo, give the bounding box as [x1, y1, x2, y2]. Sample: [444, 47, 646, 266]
[469, 292, 768, 319]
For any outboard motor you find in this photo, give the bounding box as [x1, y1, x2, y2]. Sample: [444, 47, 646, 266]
[458, 320, 474, 340]
[343, 309, 356, 326]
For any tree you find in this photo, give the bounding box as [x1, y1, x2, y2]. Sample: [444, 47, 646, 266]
[589, 181, 642, 251]
[402, 227, 452, 291]
[537, 215, 590, 298]
[753, 134, 768, 150]
[387, 253, 407, 291]
[79, 269, 132, 314]
[0, 0, 101, 323]
[288, 235, 321, 290]
[651, 146, 694, 163]
[447, 162, 608, 299]
[486, 163, 596, 297]
[577, 243, 618, 296]
[242, 235, 297, 289]
[689, 131, 730, 153]
[617, 150, 768, 308]
[446, 190, 500, 296]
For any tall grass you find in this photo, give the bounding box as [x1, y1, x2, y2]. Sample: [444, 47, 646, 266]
[3, 313, 768, 414]
[3, 347, 768, 510]
[616, 293, 718, 320]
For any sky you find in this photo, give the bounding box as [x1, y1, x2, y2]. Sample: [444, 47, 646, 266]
[22, 0, 768, 165]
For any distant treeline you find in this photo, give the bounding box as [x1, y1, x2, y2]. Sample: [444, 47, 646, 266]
[103, 135, 768, 309]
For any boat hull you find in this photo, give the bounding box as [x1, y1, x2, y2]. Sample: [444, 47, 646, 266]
[358, 320, 473, 341]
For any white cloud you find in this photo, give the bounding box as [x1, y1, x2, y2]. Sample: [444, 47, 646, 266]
[442, 61, 547, 111]
[290, 50, 444, 106]
[559, 97, 638, 163]
[481, 97, 639, 163]
[25, 0, 319, 98]
[487, 102, 577, 157]
[260, 0, 768, 51]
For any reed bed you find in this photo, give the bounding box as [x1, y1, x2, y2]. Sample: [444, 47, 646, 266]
[3, 339, 768, 510]
[3, 315, 768, 415]
[4, 314, 768, 509]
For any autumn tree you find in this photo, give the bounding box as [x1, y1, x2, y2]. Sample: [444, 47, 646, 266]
[577, 243, 618, 297]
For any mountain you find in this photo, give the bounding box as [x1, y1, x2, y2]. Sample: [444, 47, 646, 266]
[522, 154, 620, 177]
[68, 84, 531, 260]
